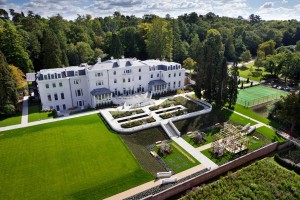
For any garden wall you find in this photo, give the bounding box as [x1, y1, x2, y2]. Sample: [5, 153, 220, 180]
[143, 142, 279, 200]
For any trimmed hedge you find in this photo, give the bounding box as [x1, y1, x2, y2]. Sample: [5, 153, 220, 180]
[121, 117, 156, 128]
[110, 109, 144, 119]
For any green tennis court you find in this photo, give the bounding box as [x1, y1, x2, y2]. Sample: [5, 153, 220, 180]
[237, 85, 288, 107]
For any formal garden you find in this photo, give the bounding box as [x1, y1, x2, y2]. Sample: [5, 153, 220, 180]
[183, 157, 300, 199]
[0, 114, 153, 200]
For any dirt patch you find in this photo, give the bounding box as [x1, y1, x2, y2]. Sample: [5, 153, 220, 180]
[252, 101, 276, 118]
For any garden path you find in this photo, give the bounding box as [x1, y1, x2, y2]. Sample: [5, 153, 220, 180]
[21, 96, 29, 124]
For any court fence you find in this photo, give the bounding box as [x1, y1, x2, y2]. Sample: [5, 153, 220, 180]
[237, 92, 287, 108]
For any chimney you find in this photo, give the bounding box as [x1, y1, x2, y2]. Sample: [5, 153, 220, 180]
[97, 57, 101, 63]
[111, 56, 114, 60]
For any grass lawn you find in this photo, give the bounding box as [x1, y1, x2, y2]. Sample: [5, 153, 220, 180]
[0, 114, 153, 200]
[183, 127, 220, 148]
[238, 62, 270, 81]
[28, 103, 53, 122]
[256, 126, 286, 143]
[0, 112, 22, 127]
[220, 109, 257, 126]
[154, 142, 199, 173]
[183, 157, 300, 199]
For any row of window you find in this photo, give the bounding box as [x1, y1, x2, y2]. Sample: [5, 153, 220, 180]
[49, 104, 66, 111]
[45, 82, 63, 89]
[47, 93, 65, 101]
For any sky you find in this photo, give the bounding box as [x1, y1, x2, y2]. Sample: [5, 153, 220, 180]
[1, 0, 300, 21]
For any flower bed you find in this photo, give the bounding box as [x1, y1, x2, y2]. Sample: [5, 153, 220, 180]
[160, 109, 185, 119]
[121, 117, 156, 128]
[110, 109, 144, 119]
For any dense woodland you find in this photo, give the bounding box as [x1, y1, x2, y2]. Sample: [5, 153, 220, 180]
[0, 9, 300, 120]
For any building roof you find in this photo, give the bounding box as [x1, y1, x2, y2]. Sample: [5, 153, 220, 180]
[148, 80, 167, 86]
[88, 58, 148, 70]
[90, 88, 112, 96]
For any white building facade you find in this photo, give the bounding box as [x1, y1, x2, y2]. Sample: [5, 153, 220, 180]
[36, 58, 185, 111]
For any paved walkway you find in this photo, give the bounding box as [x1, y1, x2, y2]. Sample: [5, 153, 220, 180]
[172, 137, 218, 169]
[0, 109, 102, 132]
[21, 96, 29, 125]
[105, 164, 207, 200]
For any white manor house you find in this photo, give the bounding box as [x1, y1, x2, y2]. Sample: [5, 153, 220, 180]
[36, 58, 185, 111]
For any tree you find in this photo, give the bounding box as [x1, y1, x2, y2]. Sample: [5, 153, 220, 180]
[76, 42, 94, 63]
[240, 50, 252, 63]
[196, 29, 227, 108]
[269, 93, 300, 133]
[146, 18, 173, 60]
[119, 27, 139, 58]
[189, 34, 201, 61]
[249, 14, 261, 25]
[9, 65, 26, 90]
[0, 52, 18, 115]
[258, 40, 276, 57]
[183, 57, 197, 74]
[227, 65, 239, 108]
[296, 40, 300, 52]
[110, 32, 123, 58]
[41, 29, 63, 68]
[0, 22, 33, 73]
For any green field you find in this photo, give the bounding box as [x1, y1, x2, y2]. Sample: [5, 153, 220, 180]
[237, 85, 287, 107]
[28, 103, 53, 122]
[183, 157, 300, 199]
[0, 114, 153, 199]
[155, 142, 199, 173]
[238, 62, 270, 81]
[0, 112, 22, 127]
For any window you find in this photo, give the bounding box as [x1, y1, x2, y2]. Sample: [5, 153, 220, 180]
[114, 79, 117, 83]
[61, 93, 65, 100]
[174, 73, 176, 77]
[51, 74, 54, 79]
[139, 68, 141, 72]
[173, 81, 176, 88]
[54, 93, 58, 101]
[179, 72, 181, 76]
[113, 71, 116, 75]
[75, 89, 83, 97]
[128, 78, 130, 82]
[96, 80, 104, 86]
[157, 73, 159, 77]
[57, 74, 61, 78]
[44, 75, 48, 80]
[178, 81, 181, 87]
[52, 83, 56, 88]
[74, 71, 79, 76]
[123, 78, 125, 83]
[46, 84, 49, 89]
[168, 74, 171, 78]
[47, 94, 52, 101]
[139, 76, 141, 80]
[151, 74, 153, 78]
[59, 82, 62, 87]
[95, 72, 103, 77]
[56, 105, 60, 111]
[74, 79, 80, 84]
[63, 104, 66, 110]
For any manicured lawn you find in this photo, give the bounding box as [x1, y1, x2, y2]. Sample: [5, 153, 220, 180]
[0, 112, 22, 127]
[238, 62, 270, 81]
[0, 114, 153, 200]
[28, 104, 53, 122]
[256, 126, 286, 143]
[220, 109, 257, 126]
[154, 142, 199, 173]
[183, 127, 220, 148]
[183, 157, 300, 199]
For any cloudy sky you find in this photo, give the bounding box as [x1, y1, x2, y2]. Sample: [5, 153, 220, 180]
[1, 0, 300, 20]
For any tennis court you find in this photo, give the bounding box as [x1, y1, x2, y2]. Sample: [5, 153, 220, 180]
[237, 85, 288, 107]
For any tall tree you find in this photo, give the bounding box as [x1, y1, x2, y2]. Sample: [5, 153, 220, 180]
[240, 50, 252, 62]
[146, 18, 173, 60]
[227, 65, 239, 108]
[41, 29, 63, 68]
[0, 52, 18, 115]
[258, 40, 276, 57]
[9, 65, 26, 90]
[183, 57, 197, 74]
[110, 32, 123, 58]
[0, 22, 33, 73]
[76, 42, 94, 63]
[196, 29, 227, 108]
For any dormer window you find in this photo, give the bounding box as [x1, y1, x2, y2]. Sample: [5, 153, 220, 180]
[74, 71, 79, 76]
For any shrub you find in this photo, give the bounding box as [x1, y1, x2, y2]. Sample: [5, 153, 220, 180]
[3, 104, 15, 115]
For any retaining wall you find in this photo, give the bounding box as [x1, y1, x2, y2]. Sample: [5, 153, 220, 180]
[144, 142, 279, 200]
